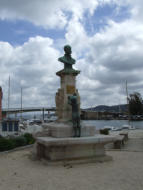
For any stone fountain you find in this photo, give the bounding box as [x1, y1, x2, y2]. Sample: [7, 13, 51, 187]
[34, 45, 115, 164]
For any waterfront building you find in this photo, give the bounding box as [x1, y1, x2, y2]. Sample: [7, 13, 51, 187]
[0, 86, 19, 137]
[0, 119, 19, 137]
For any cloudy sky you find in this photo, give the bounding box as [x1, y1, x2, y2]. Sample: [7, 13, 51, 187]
[0, 0, 143, 109]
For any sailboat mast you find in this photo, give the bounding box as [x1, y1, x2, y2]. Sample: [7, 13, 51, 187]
[126, 80, 128, 103]
[7, 76, 10, 118]
[126, 80, 130, 122]
[21, 87, 23, 120]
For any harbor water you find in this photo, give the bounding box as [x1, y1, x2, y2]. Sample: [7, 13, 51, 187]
[82, 120, 143, 130]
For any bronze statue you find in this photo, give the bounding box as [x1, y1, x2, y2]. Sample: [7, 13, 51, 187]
[58, 45, 75, 70]
[68, 93, 81, 137]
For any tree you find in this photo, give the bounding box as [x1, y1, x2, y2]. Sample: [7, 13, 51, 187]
[128, 92, 143, 115]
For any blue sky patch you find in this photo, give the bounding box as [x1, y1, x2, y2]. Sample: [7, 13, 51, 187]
[0, 19, 66, 46]
[0, 3, 131, 46]
[83, 3, 131, 36]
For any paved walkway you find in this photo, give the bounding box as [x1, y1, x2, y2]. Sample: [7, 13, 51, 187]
[109, 129, 143, 152]
[122, 138, 143, 152]
[0, 130, 143, 190]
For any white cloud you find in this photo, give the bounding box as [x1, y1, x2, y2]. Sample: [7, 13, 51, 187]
[65, 17, 90, 56]
[1, 0, 143, 108]
[0, 36, 62, 108]
[62, 0, 143, 106]
[0, 0, 99, 29]
[76, 17, 143, 106]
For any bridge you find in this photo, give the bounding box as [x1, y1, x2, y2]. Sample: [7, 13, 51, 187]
[2, 107, 92, 119]
[2, 107, 90, 114]
[1, 107, 122, 120]
[2, 107, 56, 115]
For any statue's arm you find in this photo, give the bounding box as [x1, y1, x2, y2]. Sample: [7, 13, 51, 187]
[68, 96, 72, 105]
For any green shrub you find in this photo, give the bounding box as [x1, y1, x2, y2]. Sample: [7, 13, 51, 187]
[100, 128, 109, 135]
[0, 138, 15, 151]
[12, 136, 27, 147]
[23, 133, 35, 145]
[0, 133, 35, 152]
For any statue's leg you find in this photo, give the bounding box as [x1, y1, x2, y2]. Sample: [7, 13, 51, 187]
[77, 119, 80, 137]
[73, 121, 77, 137]
[78, 124, 81, 137]
[74, 127, 76, 137]
[73, 121, 76, 137]
[79, 120, 81, 137]
[75, 122, 78, 137]
[73, 115, 77, 137]
[77, 125, 80, 137]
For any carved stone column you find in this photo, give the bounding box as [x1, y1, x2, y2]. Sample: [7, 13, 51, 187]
[55, 69, 80, 122]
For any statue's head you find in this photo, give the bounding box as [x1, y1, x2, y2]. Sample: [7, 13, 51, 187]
[64, 45, 72, 55]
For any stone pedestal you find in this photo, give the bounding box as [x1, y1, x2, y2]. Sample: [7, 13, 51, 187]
[41, 121, 95, 138]
[34, 135, 115, 164]
[56, 69, 80, 122]
[34, 121, 116, 163]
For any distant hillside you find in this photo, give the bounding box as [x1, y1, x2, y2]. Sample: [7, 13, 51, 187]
[86, 104, 127, 113]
